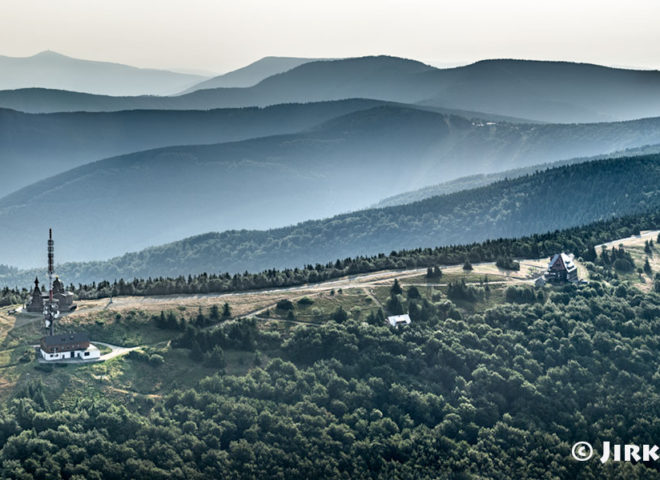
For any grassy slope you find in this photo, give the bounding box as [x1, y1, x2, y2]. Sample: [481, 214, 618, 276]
[0, 259, 552, 400]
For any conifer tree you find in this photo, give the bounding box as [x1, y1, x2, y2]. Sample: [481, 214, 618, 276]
[391, 279, 403, 296]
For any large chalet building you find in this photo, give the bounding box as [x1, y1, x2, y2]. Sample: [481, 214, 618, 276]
[536, 252, 579, 286]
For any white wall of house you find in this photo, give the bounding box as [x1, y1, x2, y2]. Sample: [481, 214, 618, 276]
[40, 344, 101, 362]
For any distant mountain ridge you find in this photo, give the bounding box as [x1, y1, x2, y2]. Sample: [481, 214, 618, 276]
[180, 56, 323, 93]
[0, 99, 532, 197]
[3, 105, 660, 268]
[0, 99, 387, 196]
[2, 56, 660, 122]
[0, 50, 207, 96]
[1, 155, 657, 286]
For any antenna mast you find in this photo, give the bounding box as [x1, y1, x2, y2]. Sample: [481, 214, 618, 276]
[44, 228, 58, 335]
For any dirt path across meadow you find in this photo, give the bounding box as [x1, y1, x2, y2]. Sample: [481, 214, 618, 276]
[5, 256, 572, 331]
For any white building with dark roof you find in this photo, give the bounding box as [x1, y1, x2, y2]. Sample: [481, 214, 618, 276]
[39, 332, 100, 362]
[387, 314, 411, 328]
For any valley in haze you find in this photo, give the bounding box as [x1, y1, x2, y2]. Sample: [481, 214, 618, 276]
[1, 155, 658, 286]
[3, 104, 660, 268]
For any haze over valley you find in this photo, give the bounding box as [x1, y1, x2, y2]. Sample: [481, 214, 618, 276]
[1, 50, 660, 274]
[3, 102, 660, 268]
[2, 155, 657, 286]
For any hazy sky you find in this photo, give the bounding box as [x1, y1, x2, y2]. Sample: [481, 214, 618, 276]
[2, 0, 659, 74]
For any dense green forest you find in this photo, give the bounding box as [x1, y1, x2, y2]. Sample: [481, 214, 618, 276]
[2, 155, 656, 287]
[1, 250, 660, 478]
[0, 187, 658, 478]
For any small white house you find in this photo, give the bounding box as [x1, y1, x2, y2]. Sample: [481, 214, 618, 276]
[39, 332, 101, 362]
[387, 314, 411, 328]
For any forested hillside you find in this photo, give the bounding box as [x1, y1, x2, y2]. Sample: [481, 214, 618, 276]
[2, 156, 658, 286]
[2, 235, 660, 478]
[375, 143, 660, 207]
[4, 106, 660, 267]
[3, 56, 660, 122]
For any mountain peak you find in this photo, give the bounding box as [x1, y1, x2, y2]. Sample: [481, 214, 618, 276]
[0, 50, 205, 96]
[32, 50, 68, 59]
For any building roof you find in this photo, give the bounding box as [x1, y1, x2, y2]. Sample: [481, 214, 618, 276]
[387, 314, 411, 326]
[41, 332, 89, 347]
[548, 253, 577, 272]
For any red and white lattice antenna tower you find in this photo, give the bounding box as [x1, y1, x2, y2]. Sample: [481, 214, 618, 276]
[44, 228, 58, 336]
[48, 228, 54, 301]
